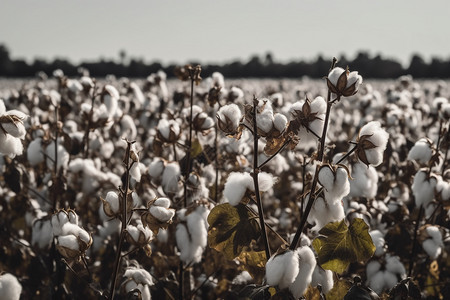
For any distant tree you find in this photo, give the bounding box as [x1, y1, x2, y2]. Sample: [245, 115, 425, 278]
[408, 54, 428, 78]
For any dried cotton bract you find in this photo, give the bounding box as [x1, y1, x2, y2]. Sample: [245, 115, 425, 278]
[356, 121, 389, 167]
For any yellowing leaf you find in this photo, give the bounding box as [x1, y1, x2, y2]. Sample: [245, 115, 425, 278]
[312, 218, 375, 274]
[326, 279, 352, 300]
[237, 248, 266, 281]
[207, 203, 260, 260]
[190, 138, 203, 158]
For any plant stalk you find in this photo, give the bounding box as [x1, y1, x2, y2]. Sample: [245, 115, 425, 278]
[408, 205, 423, 277]
[251, 96, 271, 260]
[109, 140, 133, 300]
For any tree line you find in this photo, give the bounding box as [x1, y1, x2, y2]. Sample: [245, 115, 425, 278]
[0, 44, 449, 79]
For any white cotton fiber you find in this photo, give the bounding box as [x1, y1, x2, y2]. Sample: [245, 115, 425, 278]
[385, 255, 406, 277]
[265, 250, 299, 289]
[426, 226, 443, 244]
[57, 235, 79, 251]
[154, 198, 171, 209]
[367, 270, 385, 295]
[256, 110, 274, 134]
[0, 133, 23, 157]
[45, 141, 69, 172]
[148, 158, 165, 179]
[366, 260, 381, 278]
[223, 172, 253, 206]
[273, 113, 287, 132]
[318, 166, 350, 201]
[176, 223, 192, 263]
[349, 162, 378, 199]
[407, 138, 433, 164]
[161, 162, 180, 193]
[289, 246, 316, 299]
[130, 162, 142, 182]
[327, 67, 345, 86]
[369, 230, 385, 257]
[150, 206, 175, 223]
[252, 172, 276, 193]
[308, 197, 344, 231]
[217, 104, 242, 131]
[412, 169, 437, 207]
[120, 115, 137, 140]
[384, 270, 399, 291]
[358, 121, 389, 166]
[105, 191, 120, 215]
[1, 121, 26, 138]
[51, 211, 69, 236]
[311, 265, 334, 293]
[422, 239, 441, 260]
[0, 273, 22, 300]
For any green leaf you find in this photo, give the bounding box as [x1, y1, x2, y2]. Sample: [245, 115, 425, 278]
[312, 218, 375, 274]
[237, 248, 266, 281]
[207, 203, 261, 260]
[326, 279, 352, 300]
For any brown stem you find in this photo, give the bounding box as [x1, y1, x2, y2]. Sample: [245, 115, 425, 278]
[408, 205, 423, 277]
[109, 140, 133, 300]
[290, 57, 337, 251]
[251, 95, 271, 260]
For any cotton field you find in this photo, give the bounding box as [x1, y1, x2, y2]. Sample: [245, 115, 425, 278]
[0, 65, 449, 299]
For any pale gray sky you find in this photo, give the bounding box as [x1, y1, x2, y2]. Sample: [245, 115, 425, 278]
[0, 0, 449, 66]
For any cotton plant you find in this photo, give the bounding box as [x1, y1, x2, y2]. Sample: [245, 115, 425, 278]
[0, 273, 22, 300]
[420, 225, 444, 260]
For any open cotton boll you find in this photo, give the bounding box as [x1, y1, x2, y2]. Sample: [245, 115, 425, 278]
[289, 246, 316, 299]
[1, 120, 26, 138]
[217, 104, 242, 134]
[124, 267, 154, 286]
[130, 162, 143, 182]
[357, 121, 389, 167]
[266, 250, 299, 289]
[124, 281, 151, 300]
[367, 270, 385, 295]
[103, 85, 119, 116]
[412, 169, 437, 207]
[318, 166, 350, 201]
[256, 110, 274, 134]
[385, 255, 406, 277]
[0, 273, 22, 300]
[308, 197, 344, 231]
[422, 239, 441, 259]
[426, 226, 443, 244]
[311, 266, 334, 293]
[223, 172, 253, 206]
[61, 223, 91, 244]
[369, 230, 385, 257]
[51, 211, 70, 236]
[186, 208, 208, 250]
[249, 172, 276, 193]
[366, 260, 381, 278]
[150, 206, 175, 223]
[349, 162, 379, 199]
[161, 162, 180, 194]
[120, 115, 137, 140]
[148, 157, 165, 179]
[0, 133, 23, 157]
[154, 198, 171, 209]
[436, 177, 450, 201]
[105, 191, 120, 215]
[327, 67, 345, 87]
[45, 141, 69, 172]
[27, 138, 44, 165]
[407, 138, 433, 164]
[57, 235, 79, 251]
[31, 218, 53, 249]
[273, 113, 287, 132]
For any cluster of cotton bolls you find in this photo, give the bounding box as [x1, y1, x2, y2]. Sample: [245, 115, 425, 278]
[175, 201, 212, 264]
[420, 225, 444, 260]
[307, 165, 350, 232]
[148, 158, 182, 196]
[265, 246, 319, 298]
[366, 255, 407, 295]
[122, 264, 154, 300]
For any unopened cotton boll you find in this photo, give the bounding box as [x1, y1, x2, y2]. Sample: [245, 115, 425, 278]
[412, 169, 437, 207]
[0, 273, 22, 300]
[265, 250, 299, 289]
[289, 246, 316, 299]
[407, 138, 433, 164]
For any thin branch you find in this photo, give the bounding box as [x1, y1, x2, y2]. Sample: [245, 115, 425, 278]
[408, 205, 423, 278]
[258, 138, 291, 170]
[252, 95, 271, 260]
[109, 140, 133, 300]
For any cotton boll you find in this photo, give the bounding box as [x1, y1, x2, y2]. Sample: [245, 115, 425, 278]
[149, 206, 175, 223]
[31, 218, 53, 249]
[130, 162, 143, 182]
[308, 197, 344, 232]
[217, 104, 242, 134]
[120, 115, 137, 140]
[273, 113, 287, 132]
[1, 120, 26, 138]
[223, 172, 253, 206]
[176, 223, 196, 263]
[368, 271, 385, 295]
[161, 162, 181, 194]
[327, 67, 345, 87]
[0, 133, 23, 157]
[311, 266, 334, 293]
[436, 177, 450, 201]
[57, 235, 79, 251]
[256, 110, 274, 134]
[266, 250, 299, 289]
[51, 211, 70, 236]
[422, 239, 441, 259]
[186, 208, 208, 250]
[100, 140, 115, 159]
[27, 138, 44, 165]
[366, 260, 381, 278]
[103, 85, 119, 117]
[426, 226, 443, 244]
[318, 166, 350, 201]
[105, 191, 120, 215]
[289, 246, 316, 299]
[369, 230, 385, 257]
[154, 197, 171, 209]
[45, 141, 69, 172]
[407, 138, 433, 164]
[349, 162, 379, 199]
[385, 255, 406, 277]
[232, 271, 253, 285]
[148, 158, 165, 179]
[252, 172, 276, 193]
[0, 273, 22, 300]
[412, 169, 437, 207]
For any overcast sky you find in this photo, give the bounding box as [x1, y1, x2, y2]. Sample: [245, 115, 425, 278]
[0, 0, 449, 66]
